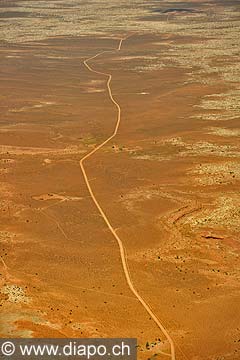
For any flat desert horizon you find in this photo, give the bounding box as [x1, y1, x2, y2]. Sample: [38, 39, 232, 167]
[0, 0, 240, 359]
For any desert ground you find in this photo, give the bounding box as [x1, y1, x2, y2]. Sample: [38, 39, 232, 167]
[0, 0, 240, 359]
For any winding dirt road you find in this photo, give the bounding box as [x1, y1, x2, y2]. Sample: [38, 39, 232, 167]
[80, 35, 176, 360]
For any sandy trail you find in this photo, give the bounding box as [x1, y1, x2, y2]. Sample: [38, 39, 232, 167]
[79, 35, 176, 360]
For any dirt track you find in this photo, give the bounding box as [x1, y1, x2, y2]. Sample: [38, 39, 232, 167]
[80, 34, 176, 360]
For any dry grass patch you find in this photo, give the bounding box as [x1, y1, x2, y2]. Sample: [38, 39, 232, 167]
[190, 161, 240, 185]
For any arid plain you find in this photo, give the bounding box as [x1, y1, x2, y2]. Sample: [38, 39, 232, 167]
[0, 0, 240, 359]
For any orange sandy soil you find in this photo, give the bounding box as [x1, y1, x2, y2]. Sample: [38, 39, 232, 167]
[0, 31, 240, 360]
